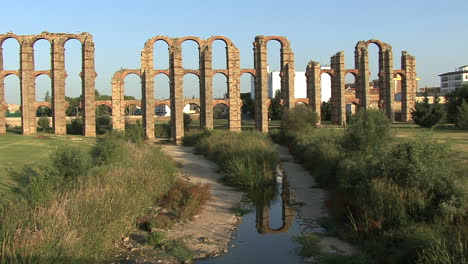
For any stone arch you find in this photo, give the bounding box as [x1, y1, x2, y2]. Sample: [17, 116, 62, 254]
[183, 73, 200, 99]
[36, 105, 52, 117]
[32, 38, 51, 71]
[0, 37, 20, 70]
[210, 39, 228, 69]
[180, 38, 202, 70]
[96, 104, 112, 116]
[153, 39, 170, 69]
[35, 74, 52, 104]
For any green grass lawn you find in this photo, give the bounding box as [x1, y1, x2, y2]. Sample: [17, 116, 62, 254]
[0, 132, 95, 201]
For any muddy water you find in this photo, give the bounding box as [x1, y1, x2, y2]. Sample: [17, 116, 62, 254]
[198, 169, 306, 264]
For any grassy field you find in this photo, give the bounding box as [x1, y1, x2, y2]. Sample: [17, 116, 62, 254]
[0, 132, 95, 201]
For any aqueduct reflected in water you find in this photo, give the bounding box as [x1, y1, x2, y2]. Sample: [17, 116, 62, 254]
[0, 32, 418, 142]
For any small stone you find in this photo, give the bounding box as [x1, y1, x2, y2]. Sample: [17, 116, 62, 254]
[123, 237, 130, 242]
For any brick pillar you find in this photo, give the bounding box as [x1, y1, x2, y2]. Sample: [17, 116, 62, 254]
[254, 36, 269, 132]
[281, 45, 295, 110]
[111, 72, 125, 131]
[141, 45, 155, 140]
[200, 44, 213, 129]
[227, 45, 241, 131]
[20, 40, 36, 135]
[82, 39, 96, 137]
[170, 43, 184, 143]
[306, 60, 321, 124]
[331, 52, 346, 125]
[355, 42, 370, 110]
[401, 51, 417, 122]
[383, 48, 395, 121]
[0, 46, 5, 134]
[51, 39, 66, 134]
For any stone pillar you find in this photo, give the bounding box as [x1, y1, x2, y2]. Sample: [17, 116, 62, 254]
[20, 40, 36, 135]
[200, 44, 213, 129]
[227, 44, 241, 131]
[142, 69, 155, 139]
[254, 36, 269, 132]
[401, 51, 417, 122]
[170, 43, 184, 143]
[306, 60, 321, 124]
[111, 72, 125, 131]
[0, 46, 5, 134]
[82, 39, 96, 137]
[281, 44, 295, 110]
[355, 42, 369, 110]
[383, 48, 395, 121]
[331, 52, 346, 125]
[51, 39, 66, 134]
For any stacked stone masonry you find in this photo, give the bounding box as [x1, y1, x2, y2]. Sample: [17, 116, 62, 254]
[1, 33, 417, 142]
[0, 32, 96, 136]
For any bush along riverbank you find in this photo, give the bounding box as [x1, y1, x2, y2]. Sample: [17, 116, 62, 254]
[271, 108, 467, 264]
[0, 130, 210, 264]
[183, 130, 279, 191]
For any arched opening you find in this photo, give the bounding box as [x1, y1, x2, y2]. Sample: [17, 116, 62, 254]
[1, 38, 20, 70]
[33, 39, 51, 70]
[394, 73, 405, 121]
[182, 40, 199, 69]
[368, 43, 381, 90]
[212, 40, 227, 69]
[213, 103, 229, 130]
[35, 74, 51, 104]
[96, 104, 112, 116]
[267, 40, 282, 99]
[124, 74, 142, 100]
[36, 106, 52, 117]
[125, 104, 141, 116]
[183, 103, 200, 130]
[320, 72, 333, 123]
[64, 39, 83, 135]
[346, 102, 358, 121]
[213, 73, 227, 99]
[241, 72, 255, 130]
[4, 74, 21, 133]
[153, 40, 169, 69]
[154, 73, 170, 100]
[155, 104, 171, 117]
[183, 73, 200, 99]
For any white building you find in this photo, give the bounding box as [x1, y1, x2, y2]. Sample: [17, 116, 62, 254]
[439, 65, 468, 95]
[251, 66, 332, 102]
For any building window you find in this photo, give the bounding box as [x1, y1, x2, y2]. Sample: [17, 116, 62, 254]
[442, 76, 448, 82]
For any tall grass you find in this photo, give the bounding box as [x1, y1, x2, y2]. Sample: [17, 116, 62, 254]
[0, 134, 177, 263]
[184, 130, 279, 190]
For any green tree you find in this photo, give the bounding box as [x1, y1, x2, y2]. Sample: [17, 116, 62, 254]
[37, 116, 50, 132]
[321, 100, 332, 121]
[44, 91, 51, 103]
[411, 91, 445, 128]
[241, 92, 254, 117]
[281, 104, 317, 132]
[65, 96, 82, 117]
[445, 84, 468, 123]
[268, 90, 283, 120]
[455, 99, 468, 129]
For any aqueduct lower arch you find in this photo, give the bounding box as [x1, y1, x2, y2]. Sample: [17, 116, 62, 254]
[1, 33, 418, 142]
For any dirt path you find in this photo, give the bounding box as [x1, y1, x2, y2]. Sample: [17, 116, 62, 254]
[160, 144, 244, 259]
[277, 145, 357, 256]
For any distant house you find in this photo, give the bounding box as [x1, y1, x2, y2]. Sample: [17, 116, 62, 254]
[439, 65, 468, 95]
[7, 104, 20, 113]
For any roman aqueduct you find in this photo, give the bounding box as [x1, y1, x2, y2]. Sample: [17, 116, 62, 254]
[0, 32, 417, 142]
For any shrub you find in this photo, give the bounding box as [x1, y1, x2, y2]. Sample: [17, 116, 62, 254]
[96, 115, 112, 135]
[155, 123, 171, 138]
[92, 131, 127, 166]
[37, 116, 50, 132]
[49, 144, 91, 182]
[281, 104, 317, 132]
[66, 118, 83, 135]
[195, 131, 279, 189]
[146, 231, 167, 248]
[184, 113, 192, 130]
[455, 99, 468, 129]
[411, 92, 445, 128]
[125, 122, 145, 144]
[182, 129, 211, 146]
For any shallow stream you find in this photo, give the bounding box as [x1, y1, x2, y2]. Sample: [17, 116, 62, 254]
[198, 168, 307, 264]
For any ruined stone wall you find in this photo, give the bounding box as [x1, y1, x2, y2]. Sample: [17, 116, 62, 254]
[306, 39, 418, 125]
[0, 32, 96, 136]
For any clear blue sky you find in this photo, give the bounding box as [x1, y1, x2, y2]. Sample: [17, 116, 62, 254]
[1, 0, 467, 104]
